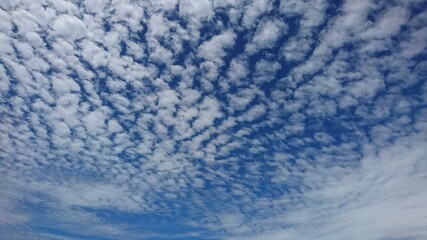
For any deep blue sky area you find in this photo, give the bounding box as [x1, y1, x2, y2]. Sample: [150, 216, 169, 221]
[1, 0, 427, 239]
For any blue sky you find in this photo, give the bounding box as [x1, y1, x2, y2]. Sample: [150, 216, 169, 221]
[0, 0, 427, 239]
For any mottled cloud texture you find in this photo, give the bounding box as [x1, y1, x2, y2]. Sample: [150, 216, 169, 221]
[0, 0, 426, 239]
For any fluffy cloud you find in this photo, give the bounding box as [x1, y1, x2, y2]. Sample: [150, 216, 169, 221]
[52, 14, 88, 40]
[198, 30, 237, 64]
[246, 18, 287, 54]
[179, 0, 214, 21]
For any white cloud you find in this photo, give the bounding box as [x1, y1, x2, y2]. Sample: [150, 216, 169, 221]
[11, 9, 40, 34]
[0, 65, 9, 92]
[153, 0, 178, 11]
[226, 57, 249, 83]
[0, 9, 12, 34]
[361, 6, 409, 39]
[237, 104, 266, 122]
[52, 75, 80, 93]
[84, 0, 108, 14]
[313, 132, 334, 144]
[348, 77, 384, 99]
[281, 36, 313, 61]
[179, 0, 214, 21]
[400, 26, 427, 58]
[81, 40, 109, 68]
[0, 32, 14, 54]
[0, 189, 29, 225]
[83, 110, 107, 135]
[242, 0, 273, 29]
[253, 59, 281, 84]
[1, 0, 426, 239]
[52, 14, 88, 40]
[158, 89, 180, 107]
[198, 30, 237, 64]
[193, 96, 222, 131]
[246, 18, 287, 54]
[222, 135, 427, 240]
[48, 181, 136, 210]
[0, 0, 14, 11]
[108, 119, 124, 133]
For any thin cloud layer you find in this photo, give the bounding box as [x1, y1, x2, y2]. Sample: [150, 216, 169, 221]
[0, 0, 426, 239]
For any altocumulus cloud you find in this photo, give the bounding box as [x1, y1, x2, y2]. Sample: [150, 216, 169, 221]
[0, 0, 426, 239]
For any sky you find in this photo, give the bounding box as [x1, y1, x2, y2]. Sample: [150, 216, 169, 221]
[0, 0, 427, 239]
